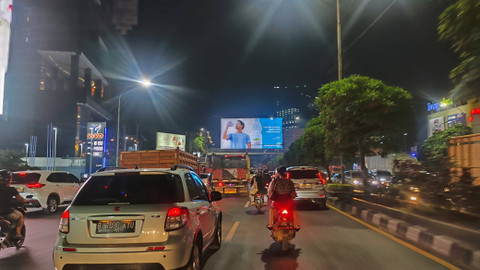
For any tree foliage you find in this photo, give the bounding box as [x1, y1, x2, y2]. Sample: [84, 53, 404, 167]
[438, 0, 480, 100]
[315, 75, 413, 179]
[191, 136, 206, 154]
[0, 150, 32, 171]
[421, 124, 472, 172]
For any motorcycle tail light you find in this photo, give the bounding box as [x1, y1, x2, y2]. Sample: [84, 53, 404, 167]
[165, 207, 189, 231]
[281, 209, 288, 215]
[59, 210, 69, 234]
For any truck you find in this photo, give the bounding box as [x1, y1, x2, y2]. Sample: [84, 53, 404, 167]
[206, 153, 251, 195]
[449, 133, 480, 185]
[119, 149, 199, 172]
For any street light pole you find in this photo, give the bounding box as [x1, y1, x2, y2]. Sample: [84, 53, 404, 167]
[337, 0, 342, 81]
[115, 94, 122, 166]
[53, 127, 58, 170]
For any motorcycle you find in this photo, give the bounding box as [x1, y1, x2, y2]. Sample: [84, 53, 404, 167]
[270, 206, 296, 252]
[0, 206, 27, 251]
[253, 192, 265, 212]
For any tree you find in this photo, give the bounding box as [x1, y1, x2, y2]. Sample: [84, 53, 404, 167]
[302, 116, 331, 175]
[191, 136, 206, 154]
[281, 137, 305, 166]
[438, 0, 480, 100]
[421, 124, 472, 172]
[316, 75, 413, 183]
[0, 150, 31, 171]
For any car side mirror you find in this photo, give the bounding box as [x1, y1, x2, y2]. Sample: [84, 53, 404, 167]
[210, 191, 222, 201]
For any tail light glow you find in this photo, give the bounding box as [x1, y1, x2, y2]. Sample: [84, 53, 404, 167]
[148, 246, 165, 251]
[286, 172, 291, 180]
[281, 209, 288, 215]
[318, 172, 326, 185]
[26, 183, 46, 189]
[165, 207, 189, 231]
[59, 210, 70, 234]
[217, 182, 224, 187]
[18, 172, 27, 177]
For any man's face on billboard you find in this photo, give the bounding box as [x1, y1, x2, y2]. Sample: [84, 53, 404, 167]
[236, 121, 243, 130]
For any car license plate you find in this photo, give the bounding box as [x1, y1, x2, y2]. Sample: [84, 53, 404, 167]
[16, 187, 24, 193]
[299, 183, 312, 189]
[95, 220, 135, 234]
[224, 188, 237, 194]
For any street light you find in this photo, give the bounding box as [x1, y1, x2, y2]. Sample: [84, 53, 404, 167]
[53, 127, 58, 170]
[115, 81, 151, 166]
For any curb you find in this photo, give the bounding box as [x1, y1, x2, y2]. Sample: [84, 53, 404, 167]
[346, 205, 480, 268]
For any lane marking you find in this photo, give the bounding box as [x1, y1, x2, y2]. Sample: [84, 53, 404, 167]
[244, 201, 250, 208]
[328, 204, 461, 270]
[225, 221, 240, 242]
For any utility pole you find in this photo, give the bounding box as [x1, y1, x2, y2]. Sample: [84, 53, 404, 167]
[337, 0, 342, 81]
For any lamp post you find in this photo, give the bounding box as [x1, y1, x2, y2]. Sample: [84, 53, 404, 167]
[336, 0, 342, 80]
[53, 127, 58, 170]
[115, 79, 152, 166]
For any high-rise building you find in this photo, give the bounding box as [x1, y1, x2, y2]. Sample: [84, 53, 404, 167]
[0, 0, 138, 158]
[276, 107, 301, 130]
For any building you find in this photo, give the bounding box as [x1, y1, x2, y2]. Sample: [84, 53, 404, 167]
[276, 107, 301, 130]
[0, 0, 138, 164]
[427, 97, 480, 137]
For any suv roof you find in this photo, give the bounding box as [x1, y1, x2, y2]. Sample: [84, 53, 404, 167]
[286, 166, 319, 171]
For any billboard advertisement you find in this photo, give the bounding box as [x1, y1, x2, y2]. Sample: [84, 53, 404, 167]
[0, 0, 13, 115]
[156, 132, 186, 151]
[220, 118, 283, 149]
[86, 122, 107, 174]
[428, 117, 445, 137]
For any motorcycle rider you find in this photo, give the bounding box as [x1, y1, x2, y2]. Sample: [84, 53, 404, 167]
[0, 170, 28, 239]
[249, 170, 268, 204]
[267, 166, 300, 231]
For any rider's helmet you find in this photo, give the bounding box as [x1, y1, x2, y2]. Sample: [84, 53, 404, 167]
[0, 169, 10, 185]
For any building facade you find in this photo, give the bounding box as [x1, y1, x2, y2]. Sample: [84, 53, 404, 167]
[427, 97, 480, 137]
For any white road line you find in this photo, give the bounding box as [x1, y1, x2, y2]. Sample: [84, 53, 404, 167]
[244, 201, 250, 208]
[225, 221, 240, 242]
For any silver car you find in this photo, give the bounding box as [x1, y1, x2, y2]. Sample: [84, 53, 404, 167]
[53, 166, 222, 270]
[286, 166, 327, 208]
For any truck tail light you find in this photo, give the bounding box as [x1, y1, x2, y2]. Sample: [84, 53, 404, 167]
[318, 173, 326, 185]
[165, 207, 189, 231]
[217, 182, 224, 187]
[59, 210, 70, 234]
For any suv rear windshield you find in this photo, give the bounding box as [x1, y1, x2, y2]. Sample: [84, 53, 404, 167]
[288, 169, 318, 179]
[73, 173, 185, 206]
[11, 173, 41, 184]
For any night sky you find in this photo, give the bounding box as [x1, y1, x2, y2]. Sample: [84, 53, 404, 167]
[114, 0, 457, 146]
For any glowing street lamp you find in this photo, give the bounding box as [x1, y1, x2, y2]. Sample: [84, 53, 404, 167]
[141, 79, 152, 87]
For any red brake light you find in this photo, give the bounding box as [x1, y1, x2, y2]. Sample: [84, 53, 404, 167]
[26, 183, 45, 189]
[282, 209, 288, 215]
[286, 172, 291, 180]
[165, 207, 189, 231]
[18, 172, 27, 177]
[59, 210, 69, 233]
[217, 182, 224, 187]
[148, 246, 165, 251]
[62, 248, 76, 252]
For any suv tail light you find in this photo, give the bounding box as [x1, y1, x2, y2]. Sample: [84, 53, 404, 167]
[26, 183, 46, 189]
[165, 207, 189, 231]
[318, 172, 326, 185]
[59, 210, 69, 234]
[286, 172, 291, 180]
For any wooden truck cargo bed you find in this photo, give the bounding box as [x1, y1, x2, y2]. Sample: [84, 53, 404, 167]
[120, 149, 198, 171]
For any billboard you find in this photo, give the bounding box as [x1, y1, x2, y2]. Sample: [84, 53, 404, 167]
[0, 0, 13, 115]
[220, 118, 283, 149]
[86, 122, 107, 174]
[428, 117, 444, 137]
[156, 132, 186, 151]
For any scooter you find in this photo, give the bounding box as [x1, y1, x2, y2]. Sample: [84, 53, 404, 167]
[0, 206, 26, 251]
[253, 192, 265, 212]
[270, 207, 296, 252]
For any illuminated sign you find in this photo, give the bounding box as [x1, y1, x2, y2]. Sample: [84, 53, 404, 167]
[427, 98, 453, 112]
[469, 108, 480, 122]
[428, 117, 444, 137]
[86, 122, 107, 173]
[156, 132, 186, 151]
[220, 118, 283, 149]
[0, 0, 13, 115]
[447, 113, 466, 128]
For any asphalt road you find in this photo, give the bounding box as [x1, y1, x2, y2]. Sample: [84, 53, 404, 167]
[0, 198, 457, 270]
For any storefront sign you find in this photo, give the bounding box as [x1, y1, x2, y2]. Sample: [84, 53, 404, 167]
[447, 113, 466, 128]
[86, 122, 107, 173]
[428, 117, 444, 137]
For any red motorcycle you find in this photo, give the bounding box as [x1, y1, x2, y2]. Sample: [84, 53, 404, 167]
[270, 206, 296, 251]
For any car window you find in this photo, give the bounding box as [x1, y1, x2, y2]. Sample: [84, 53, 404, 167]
[191, 173, 209, 201]
[11, 173, 41, 184]
[47, 173, 63, 183]
[66, 174, 80, 183]
[184, 173, 202, 200]
[288, 169, 318, 179]
[72, 173, 184, 205]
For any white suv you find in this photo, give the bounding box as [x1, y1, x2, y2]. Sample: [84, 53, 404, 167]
[53, 166, 223, 270]
[286, 166, 327, 208]
[10, 171, 83, 214]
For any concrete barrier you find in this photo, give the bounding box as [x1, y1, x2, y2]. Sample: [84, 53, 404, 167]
[432, 235, 455, 256]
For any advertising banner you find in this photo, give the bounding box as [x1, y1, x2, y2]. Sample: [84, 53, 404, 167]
[220, 118, 283, 149]
[0, 0, 13, 115]
[447, 113, 466, 128]
[86, 122, 107, 173]
[156, 132, 186, 151]
[428, 117, 444, 137]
